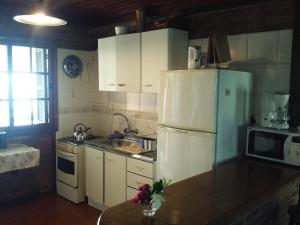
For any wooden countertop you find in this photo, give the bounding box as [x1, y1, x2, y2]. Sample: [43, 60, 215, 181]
[99, 159, 300, 225]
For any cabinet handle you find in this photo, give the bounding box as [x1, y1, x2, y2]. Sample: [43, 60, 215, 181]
[136, 181, 144, 187]
[96, 156, 102, 160]
[109, 83, 115, 86]
[143, 84, 153, 87]
[118, 84, 126, 86]
[107, 158, 114, 162]
[136, 166, 144, 171]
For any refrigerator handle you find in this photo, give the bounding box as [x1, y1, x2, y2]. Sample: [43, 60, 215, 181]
[159, 125, 215, 136]
[174, 128, 189, 134]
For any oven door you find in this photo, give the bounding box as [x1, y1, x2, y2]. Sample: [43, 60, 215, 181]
[56, 149, 78, 188]
[247, 129, 290, 161]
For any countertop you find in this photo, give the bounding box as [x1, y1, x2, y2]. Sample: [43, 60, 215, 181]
[98, 159, 300, 225]
[0, 144, 40, 174]
[84, 138, 156, 162]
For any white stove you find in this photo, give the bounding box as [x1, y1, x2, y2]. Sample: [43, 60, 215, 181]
[56, 137, 85, 204]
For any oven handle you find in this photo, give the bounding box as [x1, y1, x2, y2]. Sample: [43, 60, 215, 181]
[56, 149, 77, 160]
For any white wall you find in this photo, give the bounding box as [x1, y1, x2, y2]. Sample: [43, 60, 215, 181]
[190, 29, 293, 122]
[56, 48, 102, 137]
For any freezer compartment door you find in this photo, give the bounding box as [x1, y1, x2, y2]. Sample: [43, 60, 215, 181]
[157, 126, 215, 183]
[158, 69, 218, 132]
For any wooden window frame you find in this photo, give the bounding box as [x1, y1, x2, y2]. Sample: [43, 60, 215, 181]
[0, 38, 57, 134]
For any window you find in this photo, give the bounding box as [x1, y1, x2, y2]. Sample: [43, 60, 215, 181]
[0, 43, 51, 128]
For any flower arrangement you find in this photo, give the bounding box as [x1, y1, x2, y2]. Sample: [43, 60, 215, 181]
[132, 178, 171, 216]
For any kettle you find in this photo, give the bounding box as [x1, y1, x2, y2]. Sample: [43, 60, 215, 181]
[73, 123, 90, 141]
[188, 46, 207, 69]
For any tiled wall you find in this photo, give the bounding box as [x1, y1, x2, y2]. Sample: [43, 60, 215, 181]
[57, 29, 293, 137]
[56, 48, 101, 138]
[56, 48, 158, 138]
[190, 29, 293, 123]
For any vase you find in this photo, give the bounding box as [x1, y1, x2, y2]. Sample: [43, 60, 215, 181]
[143, 207, 157, 217]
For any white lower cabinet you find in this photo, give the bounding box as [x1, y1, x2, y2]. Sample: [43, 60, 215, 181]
[126, 158, 154, 200]
[85, 145, 155, 207]
[85, 146, 104, 209]
[104, 152, 127, 207]
[127, 187, 139, 200]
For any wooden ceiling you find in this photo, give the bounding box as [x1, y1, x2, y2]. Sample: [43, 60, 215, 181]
[0, 0, 274, 28]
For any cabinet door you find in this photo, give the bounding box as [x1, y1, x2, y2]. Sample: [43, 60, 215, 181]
[115, 33, 141, 92]
[127, 187, 138, 201]
[142, 29, 169, 93]
[104, 152, 126, 207]
[85, 146, 104, 204]
[98, 37, 117, 91]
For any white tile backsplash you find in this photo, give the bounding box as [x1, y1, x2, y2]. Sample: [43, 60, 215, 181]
[111, 92, 126, 110]
[247, 31, 279, 63]
[140, 93, 157, 113]
[126, 93, 140, 111]
[228, 34, 248, 62]
[189, 38, 209, 53]
[261, 64, 291, 93]
[279, 30, 293, 63]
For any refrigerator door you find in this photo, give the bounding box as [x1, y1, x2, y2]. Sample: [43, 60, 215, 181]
[157, 126, 215, 183]
[158, 69, 218, 132]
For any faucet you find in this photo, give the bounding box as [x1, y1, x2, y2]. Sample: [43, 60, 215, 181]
[113, 113, 139, 135]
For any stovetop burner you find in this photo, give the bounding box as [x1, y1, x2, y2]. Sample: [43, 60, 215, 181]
[57, 135, 97, 145]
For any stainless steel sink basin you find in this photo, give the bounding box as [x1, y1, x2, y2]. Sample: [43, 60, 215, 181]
[103, 138, 139, 147]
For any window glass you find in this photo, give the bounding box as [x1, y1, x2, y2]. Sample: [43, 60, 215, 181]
[13, 100, 32, 126]
[12, 73, 33, 99]
[0, 101, 9, 127]
[0, 45, 8, 71]
[0, 44, 50, 128]
[0, 73, 9, 99]
[32, 48, 44, 72]
[32, 100, 46, 124]
[12, 46, 30, 72]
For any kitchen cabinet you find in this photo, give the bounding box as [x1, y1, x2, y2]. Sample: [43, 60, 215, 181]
[85, 146, 104, 209]
[98, 28, 188, 93]
[127, 187, 138, 200]
[127, 158, 154, 178]
[141, 29, 188, 93]
[104, 152, 127, 207]
[126, 158, 154, 201]
[98, 33, 141, 92]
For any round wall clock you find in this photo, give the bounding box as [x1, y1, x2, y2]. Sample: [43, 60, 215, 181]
[63, 55, 83, 78]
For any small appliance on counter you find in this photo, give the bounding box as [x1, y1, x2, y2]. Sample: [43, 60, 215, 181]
[73, 123, 91, 142]
[188, 46, 207, 69]
[260, 92, 290, 130]
[246, 127, 300, 167]
[0, 131, 7, 149]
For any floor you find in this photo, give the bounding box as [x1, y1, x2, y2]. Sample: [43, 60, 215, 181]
[0, 193, 101, 225]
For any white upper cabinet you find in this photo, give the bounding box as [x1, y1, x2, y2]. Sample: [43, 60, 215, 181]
[98, 29, 188, 93]
[115, 33, 141, 92]
[142, 29, 188, 93]
[98, 37, 117, 91]
[98, 33, 141, 92]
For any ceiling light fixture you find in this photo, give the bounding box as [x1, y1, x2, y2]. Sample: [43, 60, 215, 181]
[13, 0, 67, 26]
[14, 12, 67, 26]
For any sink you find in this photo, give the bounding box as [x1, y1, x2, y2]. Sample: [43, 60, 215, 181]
[103, 138, 139, 147]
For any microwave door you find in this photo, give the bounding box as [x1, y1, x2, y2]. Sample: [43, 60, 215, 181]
[247, 130, 289, 160]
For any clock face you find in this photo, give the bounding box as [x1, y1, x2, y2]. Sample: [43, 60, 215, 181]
[63, 55, 83, 78]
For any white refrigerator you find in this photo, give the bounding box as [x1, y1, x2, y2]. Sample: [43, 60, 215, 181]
[157, 69, 253, 183]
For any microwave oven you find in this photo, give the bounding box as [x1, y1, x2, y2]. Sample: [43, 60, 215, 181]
[246, 127, 300, 166]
